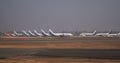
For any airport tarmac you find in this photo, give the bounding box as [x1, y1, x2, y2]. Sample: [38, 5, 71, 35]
[0, 48, 120, 63]
[0, 37, 120, 63]
[0, 37, 120, 49]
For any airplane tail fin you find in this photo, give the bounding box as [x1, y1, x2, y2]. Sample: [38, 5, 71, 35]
[13, 30, 17, 34]
[93, 30, 96, 34]
[41, 29, 46, 33]
[49, 29, 54, 34]
[33, 29, 37, 33]
[28, 30, 35, 36]
[14, 30, 22, 36]
[48, 29, 56, 36]
[33, 30, 38, 34]
[41, 29, 48, 36]
[22, 30, 29, 36]
[33, 29, 42, 36]
[108, 29, 112, 34]
[118, 32, 120, 35]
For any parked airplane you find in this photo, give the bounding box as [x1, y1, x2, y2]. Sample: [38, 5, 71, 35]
[13, 30, 23, 36]
[107, 33, 118, 37]
[22, 30, 30, 36]
[33, 30, 42, 36]
[80, 30, 96, 36]
[41, 29, 50, 36]
[28, 30, 36, 36]
[49, 29, 73, 37]
[95, 30, 111, 37]
[4, 32, 13, 36]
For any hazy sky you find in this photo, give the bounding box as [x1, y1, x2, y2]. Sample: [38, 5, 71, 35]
[0, 0, 120, 32]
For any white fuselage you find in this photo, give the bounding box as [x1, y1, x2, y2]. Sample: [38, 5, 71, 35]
[80, 33, 95, 36]
[51, 33, 73, 36]
[95, 33, 109, 36]
[49, 29, 73, 37]
[107, 33, 118, 37]
[80, 31, 96, 36]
